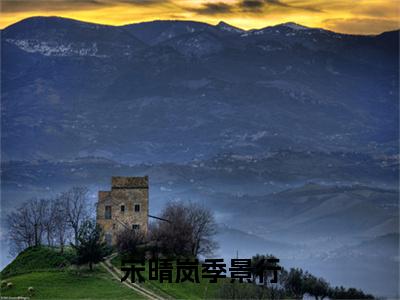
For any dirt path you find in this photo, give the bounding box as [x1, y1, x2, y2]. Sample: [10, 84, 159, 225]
[100, 254, 166, 300]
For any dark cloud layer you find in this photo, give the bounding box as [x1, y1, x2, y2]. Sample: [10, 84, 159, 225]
[192, 0, 323, 15]
[1, 0, 165, 13]
[265, 0, 289, 8]
[241, 0, 264, 9]
[190, 2, 232, 15]
[1, 0, 100, 13]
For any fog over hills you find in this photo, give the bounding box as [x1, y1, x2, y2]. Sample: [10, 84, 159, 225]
[1, 17, 399, 297]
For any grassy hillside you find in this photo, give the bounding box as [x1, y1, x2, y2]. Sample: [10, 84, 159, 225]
[1, 269, 144, 299]
[1, 246, 74, 278]
[111, 255, 223, 299]
[0, 246, 144, 299]
[1, 246, 223, 299]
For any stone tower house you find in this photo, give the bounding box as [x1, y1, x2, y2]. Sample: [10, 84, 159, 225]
[96, 176, 149, 245]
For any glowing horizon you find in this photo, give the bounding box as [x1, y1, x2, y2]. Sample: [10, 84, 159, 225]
[1, 0, 399, 34]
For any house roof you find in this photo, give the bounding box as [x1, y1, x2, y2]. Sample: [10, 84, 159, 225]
[111, 176, 148, 189]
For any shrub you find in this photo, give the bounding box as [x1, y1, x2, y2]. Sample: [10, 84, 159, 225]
[71, 219, 110, 270]
[116, 227, 145, 261]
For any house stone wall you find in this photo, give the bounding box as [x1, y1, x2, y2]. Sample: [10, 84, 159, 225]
[96, 176, 149, 245]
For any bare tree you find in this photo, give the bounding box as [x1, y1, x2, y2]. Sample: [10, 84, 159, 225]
[151, 201, 217, 258]
[53, 197, 70, 253]
[42, 199, 56, 247]
[155, 202, 193, 257]
[7, 188, 87, 255]
[8, 206, 34, 254]
[115, 227, 145, 258]
[27, 198, 47, 246]
[187, 202, 217, 257]
[62, 186, 89, 245]
[7, 198, 47, 254]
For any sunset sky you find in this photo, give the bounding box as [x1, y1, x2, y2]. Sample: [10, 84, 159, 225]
[1, 0, 399, 34]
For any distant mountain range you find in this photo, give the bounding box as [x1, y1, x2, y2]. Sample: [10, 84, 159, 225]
[2, 16, 399, 162]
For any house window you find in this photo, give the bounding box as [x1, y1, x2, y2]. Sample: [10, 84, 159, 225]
[121, 205, 125, 212]
[105, 206, 112, 219]
[132, 224, 140, 230]
[134, 204, 140, 212]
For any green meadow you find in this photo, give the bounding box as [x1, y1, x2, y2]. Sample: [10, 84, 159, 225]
[1, 246, 225, 299]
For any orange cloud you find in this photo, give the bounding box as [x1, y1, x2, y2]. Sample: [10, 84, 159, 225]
[322, 18, 400, 34]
